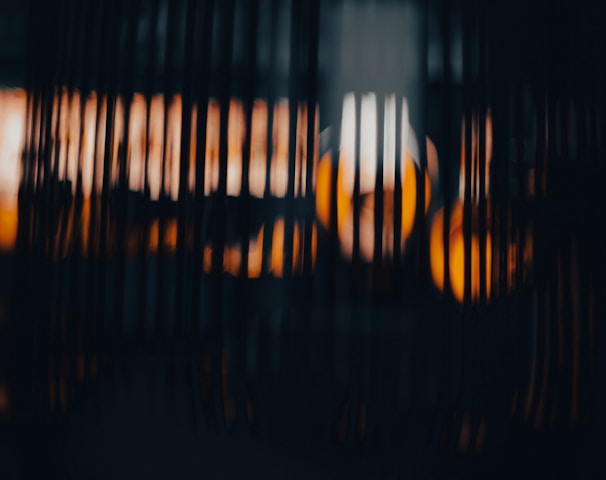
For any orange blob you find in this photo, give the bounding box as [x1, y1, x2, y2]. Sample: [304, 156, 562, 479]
[269, 218, 300, 277]
[223, 226, 264, 278]
[429, 201, 492, 303]
[0, 204, 18, 252]
[317, 149, 430, 261]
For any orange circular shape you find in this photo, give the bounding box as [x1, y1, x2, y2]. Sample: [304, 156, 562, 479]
[429, 201, 492, 303]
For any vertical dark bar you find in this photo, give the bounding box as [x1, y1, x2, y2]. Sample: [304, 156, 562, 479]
[277, 0, 301, 378]
[416, 0, 429, 288]
[138, 0, 161, 338]
[259, 0, 278, 384]
[233, 0, 259, 429]
[156, 0, 179, 338]
[373, 98, 384, 293]
[440, 0, 452, 300]
[99, 0, 120, 366]
[175, 0, 197, 338]
[392, 98, 402, 275]
[477, 0, 487, 305]
[351, 94, 360, 290]
[284, 0, 301, 283]
[238, 0, 259, 277]
[462, 0, 473, 308]
[302, 0, 319, 379]
[115, 0, 139, 340]
[210, 0, 235, 428]
[191, 0, 214, 339]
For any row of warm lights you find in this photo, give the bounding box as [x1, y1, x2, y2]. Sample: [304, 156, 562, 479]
[315, 94, 532, 302]
[0, 88, 530, 301]
[26, 89, 314, 200]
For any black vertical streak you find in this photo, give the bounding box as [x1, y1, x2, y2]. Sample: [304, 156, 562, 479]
[462, 0, 473, 310]
[236, 0, 259, 429]
[175, 0, 197, 338]
[138, 0, 161, 339]
[191, 0, 214, 340]
[373, 98, 384, 294]
[156, 0, 178, 339]
[211, 0, 235, 430]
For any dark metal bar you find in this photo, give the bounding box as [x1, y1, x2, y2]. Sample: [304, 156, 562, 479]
[175, 0, 197, 338]
[210, 0, 235, 429]
[190, 0, 215, 340]
[156, 0, 179, 338]
[462, 0, 473, 309]
[138, 0, 161, 339]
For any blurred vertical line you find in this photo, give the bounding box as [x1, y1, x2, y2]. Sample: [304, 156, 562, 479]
[191, 0, 214, 339]
[351, 94, 360, 294]
[118, 0, 140, 340]
[156, 0, 178, 338]
[90, 0, 112, 375]
[212, 0, 235, 430]
[259, 0, 278, 382]
[416, 0, 429, 289]
[278, 0, 302, 379]
[237, 0, 259, 427]
[175, 0, 197, 338]
[239, 0, 260, 284]
[432, 0, 453, 449]
[138, 0, 161, 339]
[99, 0, 120, 362]
[66, 0, 89, 415]
[284, 0, 301, 286]
[462, 0, 473, 310]
[373, 97, 384, 294]
[477, 0, 487, 307]
[83, 0, 103, 389]
[302, 0, 319, 379]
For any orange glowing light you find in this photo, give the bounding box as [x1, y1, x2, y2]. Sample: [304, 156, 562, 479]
[270, 218, 300, 277]
[201, 219, 315, 278]
[429, 112, 495, 303]
[429, 205, 493, 303]
[314, 93, 432, 261]
[0, 89, 26, 252]
[0, 200, 18, 252]
[5, 86, 319, 275]
[249, 100, 268, 197]
[223, 226, 265, 278]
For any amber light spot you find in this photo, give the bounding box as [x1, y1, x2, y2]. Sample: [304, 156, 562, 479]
[429, 112, 496, 303]
[223, 226, 265, 278]
[202, 220, 315, 278]
[315, 93, 432, 262]
[270, 218, 300, 277]
[429, 201, 492, 303]
[0, 89, 26, 252]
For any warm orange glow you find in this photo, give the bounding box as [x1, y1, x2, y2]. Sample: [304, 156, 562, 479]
[429, 201, 492, 303]
[0, 199, 18, 252]
[317, 149, 430, 262]
[430, 111, 498, 303]
[270, 218, 300, 277]
[6, 87, 319, 270]
[223, 226, 264, 278]
[314, 93, 432, 261]
[270, 100, 290, 197]
[0, 89, 26, 252]
[226, 99, 245, 196]
[249, 100, 268, 197]
[459, 112, 493, 200]
[201, 219, 315, 278]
